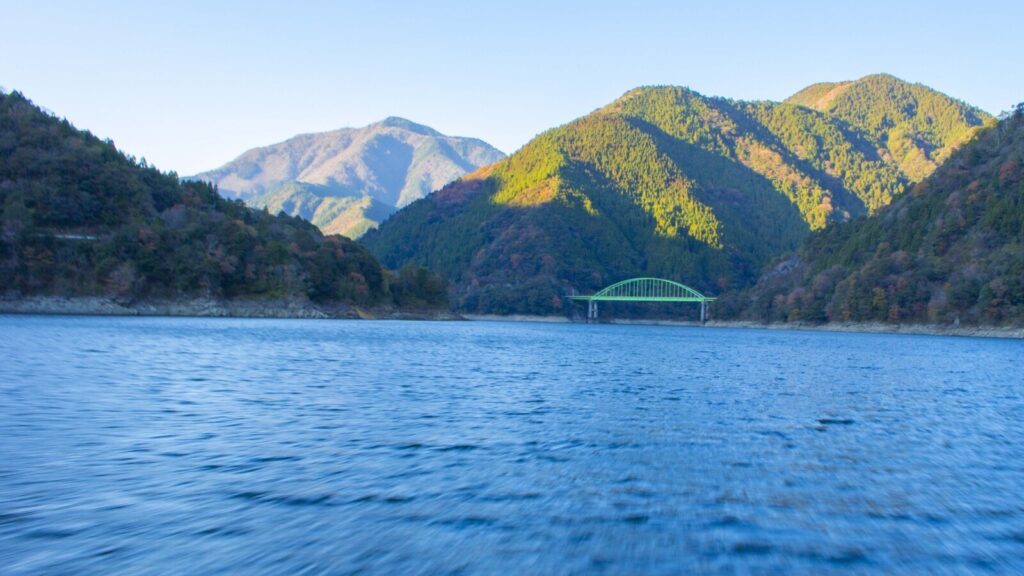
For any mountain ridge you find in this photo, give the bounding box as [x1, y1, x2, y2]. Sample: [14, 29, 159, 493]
[364, 75, 991, 315]
[729, 103, 1024, 326]
[786, 73, 992, 181]
[192, 117, 505, 238]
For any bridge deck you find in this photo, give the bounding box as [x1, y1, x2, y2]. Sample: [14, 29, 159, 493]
[568, 295, 714, 302]
[569, 277, 715, 322]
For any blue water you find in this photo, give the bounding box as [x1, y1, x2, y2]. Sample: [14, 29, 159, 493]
[1, 316, 1023, 574]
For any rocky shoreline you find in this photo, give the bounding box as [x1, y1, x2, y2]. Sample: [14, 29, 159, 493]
[4, 298, 1021, 338]
[0, 296, 461, 321]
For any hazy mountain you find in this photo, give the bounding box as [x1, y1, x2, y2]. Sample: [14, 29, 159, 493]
[254, 181, 396, 239]
[732, 105, 1023, 326]
[193, 118, 505, 238]
[0, 91, 446, 309]
[363, 76, 990, 315]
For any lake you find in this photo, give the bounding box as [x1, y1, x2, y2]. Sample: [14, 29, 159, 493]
[1, 315, 1022, 573]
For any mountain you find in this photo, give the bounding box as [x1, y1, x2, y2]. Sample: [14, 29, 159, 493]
[254, 181, 396, 238]
[0, 91, 447, 310]
[363, 76, 990, 315]
[730, 104, 1024, 326]
[787, 74, 990, 181]
[192, 117, 506, 238]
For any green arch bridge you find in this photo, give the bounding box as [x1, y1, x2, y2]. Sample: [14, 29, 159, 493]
[569, 277, 716, 323]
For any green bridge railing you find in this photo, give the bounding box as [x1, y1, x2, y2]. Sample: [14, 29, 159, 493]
[569, 277, 715, 322]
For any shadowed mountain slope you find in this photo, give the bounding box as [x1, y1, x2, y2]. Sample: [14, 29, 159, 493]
[731, 105, 1023, 326]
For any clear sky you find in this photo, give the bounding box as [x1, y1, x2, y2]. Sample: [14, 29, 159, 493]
[2, 0, 1021, 175]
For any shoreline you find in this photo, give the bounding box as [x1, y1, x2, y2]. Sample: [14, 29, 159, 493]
[465, 314, 1024, 339]
[0, 296, 460, 321]
[619, 318, 1024, 339]
[3, 297, 1021, 338]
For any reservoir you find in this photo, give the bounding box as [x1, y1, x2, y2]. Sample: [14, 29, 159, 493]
[1, 316, 1022, 573]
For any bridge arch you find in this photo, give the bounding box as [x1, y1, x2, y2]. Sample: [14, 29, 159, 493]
[569, 277, 715, 322]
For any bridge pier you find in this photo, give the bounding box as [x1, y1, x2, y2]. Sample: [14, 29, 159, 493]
[587, 300, 598, 323]
[700, 300, 707, 324]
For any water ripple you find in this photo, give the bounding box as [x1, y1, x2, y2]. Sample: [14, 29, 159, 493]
[0, 316, 1022, 573]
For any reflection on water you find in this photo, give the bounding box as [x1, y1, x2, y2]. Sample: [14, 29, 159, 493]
[1, 316, 1022, 573]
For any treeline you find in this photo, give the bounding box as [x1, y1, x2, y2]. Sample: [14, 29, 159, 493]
[0, 91, 447, 308]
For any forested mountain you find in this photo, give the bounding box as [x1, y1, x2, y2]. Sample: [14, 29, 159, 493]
[787, 74, 991, 181]
[0, 91, 446, 309]
[731, 105, 1024, 326]
[192, 118, 505, 238]
[363, 76, 989, 315]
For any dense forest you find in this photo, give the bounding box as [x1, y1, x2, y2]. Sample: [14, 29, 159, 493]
[0, 91, 447, 309]
[364, 75, 989, 315]
[3, 74, 1009, 324]
[727, 105, 1024, 325]
[787, 74, 992, 181]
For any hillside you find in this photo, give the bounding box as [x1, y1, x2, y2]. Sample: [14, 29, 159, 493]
[787, 74, 991, 181]
[364, 76, 987, 315]
[733, 105, 1024, 326]
[193, 118, 505, 238]
[0, 91, 447, 311]
[254, 181, 395, 238]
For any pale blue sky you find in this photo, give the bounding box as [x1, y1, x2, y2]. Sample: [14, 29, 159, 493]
[2, 0, 1021, 175]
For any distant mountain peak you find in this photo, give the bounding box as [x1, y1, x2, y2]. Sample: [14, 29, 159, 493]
[607, 85, 705, 106]
[785, 74, 913, 110]
[786, 72, 982, 113]
[786, 73, 992, 181]
[192, 118, 505, 238]
[372, 116, 441, 136]
[856, 72, 902, 82]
